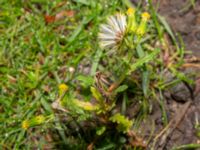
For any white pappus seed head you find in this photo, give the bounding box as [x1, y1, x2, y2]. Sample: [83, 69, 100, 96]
[98, 13, 127, 51]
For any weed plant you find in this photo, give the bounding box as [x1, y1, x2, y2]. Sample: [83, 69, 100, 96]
[0, 0, 191, 149]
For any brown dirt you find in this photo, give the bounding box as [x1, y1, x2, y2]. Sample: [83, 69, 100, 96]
[133, 70, 200, 150]
[152, 0, 200, 149]
[155, 0, 200, 57]
[130, 0, 200, 149]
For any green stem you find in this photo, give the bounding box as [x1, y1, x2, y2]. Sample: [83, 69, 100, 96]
[172, 144, 200, 150]
[110, 33, 145, 92]
[110, 37, 140, 92]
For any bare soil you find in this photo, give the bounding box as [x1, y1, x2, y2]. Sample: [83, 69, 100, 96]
[131, 0, 200, 149]
[156, 0, 200, 57]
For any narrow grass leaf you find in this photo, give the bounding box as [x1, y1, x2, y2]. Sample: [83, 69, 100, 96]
[73, 0, 90, 5]
[91, 48, 103, 76]
[40, 98, 53, 113]
[77, 75, 94, 88]
[158, 15, 176, 41]
[172, 144, 200, 150]
[67, 16, 94, 45]
[170, 67, 193, 84]
[148, 0, 163, 40]
[121, 92, 128, 115]
[142, 69, 149, 97]
[136, 45, 149, 97]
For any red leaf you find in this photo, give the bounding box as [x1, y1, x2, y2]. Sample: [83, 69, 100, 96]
[44, 15, 55, 23]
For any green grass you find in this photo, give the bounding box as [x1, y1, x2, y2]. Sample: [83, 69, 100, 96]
[0, 0, 127, 149]
[0, 0, 192, 149]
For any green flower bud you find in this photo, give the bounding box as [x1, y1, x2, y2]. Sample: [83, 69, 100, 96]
[22, 115, 46, 130]
[127, 8, 137, 33]
[136, 12, 150, 36]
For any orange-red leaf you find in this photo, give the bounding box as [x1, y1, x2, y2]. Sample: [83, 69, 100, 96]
[44, 15, 55, 23]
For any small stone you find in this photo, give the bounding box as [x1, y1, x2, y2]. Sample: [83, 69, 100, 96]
[170, 82, 191, 103]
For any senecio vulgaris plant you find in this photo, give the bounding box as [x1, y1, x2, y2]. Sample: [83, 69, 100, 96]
[22, 7, 158, 148]
[52, 7, 157, 147]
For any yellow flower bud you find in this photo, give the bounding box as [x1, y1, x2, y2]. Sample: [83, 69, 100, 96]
[22, 115, 46, 130]
[59, 83, 69, 96]
[136, 26, 145, 36]
[136, 12, 150, 36]
[22, 120, 29, 130]
[127, 8, 135, 15]
[59, 84, 68, 91]
[141, 12, 150, 21]
[34, 115, 45, 124]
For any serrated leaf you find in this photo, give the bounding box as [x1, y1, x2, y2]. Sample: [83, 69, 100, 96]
[109, 113, 133, 133]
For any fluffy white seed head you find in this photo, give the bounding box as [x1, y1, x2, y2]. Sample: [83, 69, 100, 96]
[98, 13, 127, 51]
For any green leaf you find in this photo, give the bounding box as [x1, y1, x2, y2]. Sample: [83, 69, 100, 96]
[170, 67, 193, 84]
[91, 48, 103, 76]
[115, 85, 128, 93]
[74, 99, 97, 111]
[158, 15, 176, 42]
[67, 16, 94, 45]
[136, 44, 149, 97]
[128, 48, 160, 74]
[96, 126, 106, 136]
[76, 75, 94, 88]
[172, 144, 200, 150]
[136, 44, 145, 58]
[90, 86, 103, 102]
[73, 0, 90, 5]
[96, 143, 116, 150]
[122, 0, 135, 8]
[109, 113, 133, 133]
[40, 98, 52, 113]
[142, 68, 149, 97]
